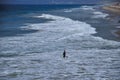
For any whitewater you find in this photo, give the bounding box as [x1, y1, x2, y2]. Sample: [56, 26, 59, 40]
[0, 5, 120, 80]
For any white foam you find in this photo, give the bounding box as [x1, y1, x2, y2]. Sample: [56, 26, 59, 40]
[92, 11, 109, 19]
[81, 6, 95, 10]
[20, 14, 120, 45]
[64, 7, 81, 12]
[22, 14, 96, 36]
[64, 6, 94, 13]
[116, 26, 120, 28]
[64, 9, 72, 12]
[33, 14, 65, 20]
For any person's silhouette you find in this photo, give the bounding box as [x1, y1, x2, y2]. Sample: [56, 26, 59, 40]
[63, 50, 66, 58]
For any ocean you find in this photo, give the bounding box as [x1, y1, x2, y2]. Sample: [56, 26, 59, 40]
[0, 4, 120, 80]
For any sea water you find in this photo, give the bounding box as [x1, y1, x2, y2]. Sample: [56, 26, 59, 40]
[0, 5, 120, 80]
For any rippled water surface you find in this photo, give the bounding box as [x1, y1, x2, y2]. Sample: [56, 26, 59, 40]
[0, 5, 120, 80]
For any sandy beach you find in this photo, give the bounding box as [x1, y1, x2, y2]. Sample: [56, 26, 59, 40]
[103, 6, 120, 14]
[103, 3, 120, 38]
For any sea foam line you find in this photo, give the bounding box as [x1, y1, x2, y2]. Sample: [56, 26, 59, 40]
[92, 11, 109, 19]
[64, 6, 95, 13]
[23, 14, 97, 36]
[81, 5, 95, 10]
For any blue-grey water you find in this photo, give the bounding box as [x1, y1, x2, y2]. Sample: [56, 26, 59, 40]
[0, 5, 120, 80]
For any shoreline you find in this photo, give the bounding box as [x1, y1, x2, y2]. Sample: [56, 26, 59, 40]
[103, 6, 120, 14]
[102, 3, 120, 38]
[114, 29, 120, 37]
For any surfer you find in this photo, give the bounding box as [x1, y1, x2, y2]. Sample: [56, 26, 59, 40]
[63, 50, 66, 58]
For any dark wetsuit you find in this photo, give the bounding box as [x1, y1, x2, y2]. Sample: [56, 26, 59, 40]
[63, 50, 66, 58]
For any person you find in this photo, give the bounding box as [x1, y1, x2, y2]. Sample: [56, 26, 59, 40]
[63, 50, 66, 58]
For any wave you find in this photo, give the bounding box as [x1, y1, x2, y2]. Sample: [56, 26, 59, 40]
[92, 11, 109, 19]
[33, 14, 67, 20]
[64, 9, 73, 13]
[80, 6, 95, 11]
[69, 5, 109, 19]
[22, 14, 96, 37]
[63, 7, 81, 13]
[21, 14, 120, 47]
[116, 26, 120, 28]
[63, 6, 95, 13]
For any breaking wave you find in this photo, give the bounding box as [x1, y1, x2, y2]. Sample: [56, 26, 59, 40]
[22, 14, 96, 36]
[92, 11, 109, 18]
[80, 6, 95, 10]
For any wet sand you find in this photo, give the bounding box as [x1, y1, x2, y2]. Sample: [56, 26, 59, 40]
[103, 4, 120, 38]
